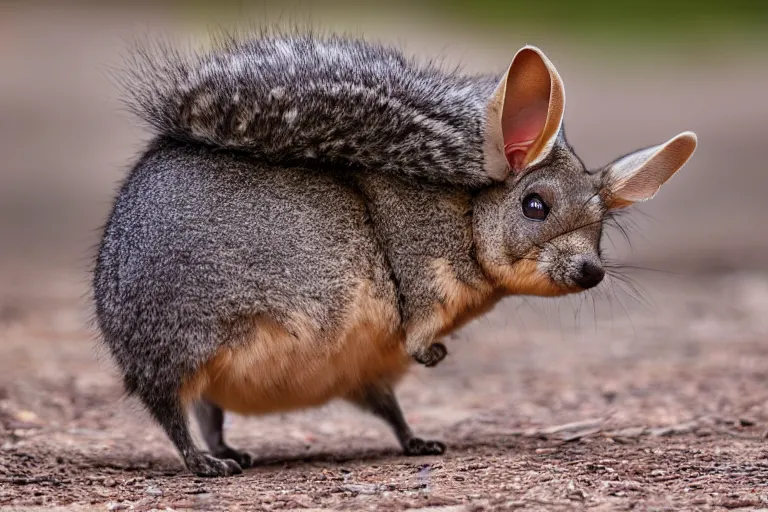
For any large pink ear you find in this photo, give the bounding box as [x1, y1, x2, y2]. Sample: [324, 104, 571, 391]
[484, 46, 566, 177]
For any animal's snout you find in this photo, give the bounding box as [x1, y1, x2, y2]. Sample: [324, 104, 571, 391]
[573, 257, 604, 289]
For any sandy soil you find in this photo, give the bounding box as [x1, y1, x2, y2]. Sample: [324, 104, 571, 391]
[2, 271, 768, 511]
[2, 4, 768, 511]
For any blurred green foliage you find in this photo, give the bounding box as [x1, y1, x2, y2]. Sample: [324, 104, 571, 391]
[178, 0, 768, 44]
[429, 0, 768, 36]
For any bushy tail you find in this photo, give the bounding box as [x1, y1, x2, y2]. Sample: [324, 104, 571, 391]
[115, 32, 498, 188]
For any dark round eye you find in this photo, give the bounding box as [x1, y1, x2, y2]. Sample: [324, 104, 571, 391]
[522, 193, 549, 221]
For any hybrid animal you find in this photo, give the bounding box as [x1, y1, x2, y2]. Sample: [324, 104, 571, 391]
[94, 34, 697, 476]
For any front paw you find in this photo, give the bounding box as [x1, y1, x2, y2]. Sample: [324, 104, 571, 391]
[410, 342, 447, 367]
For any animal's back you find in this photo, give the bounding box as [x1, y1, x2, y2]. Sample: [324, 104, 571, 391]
[94, 138, 407, 413]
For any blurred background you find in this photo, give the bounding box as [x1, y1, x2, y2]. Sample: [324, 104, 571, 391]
[2, 2, 768, 507]
[1, 0, 767, 298]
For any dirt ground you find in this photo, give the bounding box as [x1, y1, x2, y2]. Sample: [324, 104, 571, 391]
[3, 270, 768, 511]
[2, 4, 768, 512]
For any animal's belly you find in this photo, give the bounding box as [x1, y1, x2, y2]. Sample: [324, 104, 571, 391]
[183, 301, 409, 415]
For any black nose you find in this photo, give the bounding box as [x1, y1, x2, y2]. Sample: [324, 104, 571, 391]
[575, 260, 605, 289]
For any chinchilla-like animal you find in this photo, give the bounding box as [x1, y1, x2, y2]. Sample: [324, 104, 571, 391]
[95, 33, 697, 476]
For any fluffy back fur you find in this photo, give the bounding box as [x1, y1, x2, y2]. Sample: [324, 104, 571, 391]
[116, 33, 500, 188]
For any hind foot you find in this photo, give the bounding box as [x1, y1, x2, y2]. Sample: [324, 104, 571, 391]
[404, 437, 446, 456]
[186, 453, 242, 477]
[212, 447, 253, 469]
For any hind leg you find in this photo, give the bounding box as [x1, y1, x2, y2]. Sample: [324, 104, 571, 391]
[193, 399, 253, 468]
[349, 383, 446, 456]
[138, 388, 242, 477]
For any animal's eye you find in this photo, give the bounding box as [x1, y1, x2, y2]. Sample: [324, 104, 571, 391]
[522, 193, 549, 221]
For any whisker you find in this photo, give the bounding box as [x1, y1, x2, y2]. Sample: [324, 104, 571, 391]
[607, 278, 636, 336]
[574, 189, 603, 222]
[604, 210, 637, 249]
[603, 229, 619, 253]
[604, 262, 674, 276]
[547, 205, 567, 233]
[609, 275, 653, 311]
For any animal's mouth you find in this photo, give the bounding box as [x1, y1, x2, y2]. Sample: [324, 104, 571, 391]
[540, 270, 599, 296]
[545, 274, 584, 296]
[553, 260, 606, 292]
[493, 251, 577, 297]
[514, 247, 605, 295]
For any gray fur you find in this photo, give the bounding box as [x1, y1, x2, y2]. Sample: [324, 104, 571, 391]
[116, 33, 499, 188]
[95, 33, 648, 477]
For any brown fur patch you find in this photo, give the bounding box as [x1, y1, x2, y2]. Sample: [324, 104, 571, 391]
[431, 258, 500, 336]
[180, 281, 409, 414]
[483, 251, 575, 297]
[405, 259, 499, 357]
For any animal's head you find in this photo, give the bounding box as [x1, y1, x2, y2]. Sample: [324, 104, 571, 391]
[474, 46, 697, 296]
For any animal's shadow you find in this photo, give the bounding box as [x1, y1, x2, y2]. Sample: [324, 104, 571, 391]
[76, 434, 543, 478]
